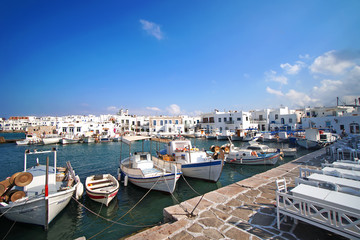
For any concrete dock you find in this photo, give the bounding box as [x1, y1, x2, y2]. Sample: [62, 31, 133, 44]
[125, 148, 347, 240]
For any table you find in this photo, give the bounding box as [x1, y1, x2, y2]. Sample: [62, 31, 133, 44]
[308, 173, 360, 190]
[291, 184, 360, 214]
[322, 167, 360, 180]
[333, 161, 360, 170]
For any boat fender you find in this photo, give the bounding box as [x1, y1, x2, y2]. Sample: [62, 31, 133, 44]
[124, 175, 128, 186]
[172, 164, 177, 175]
[75, 182, 84, 199]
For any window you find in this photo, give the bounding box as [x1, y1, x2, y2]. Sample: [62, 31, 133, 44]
[69, 127, 74, 133]
[259, 115, 263, 120]
[350, 123, 360, 134]
[62, 127, 67, 132]
[175, 120, 179, 124]
[340, 125, 344, 130]
[281, 118, 285, 124]
[160, 120, 163, 126]
[203, 118, 208, 123]
[209, 117, 214, 123]
[237, 118, 241, 121]
[153, 120, 156, 126]
[169, 120, 172, 124]
[165, 120, 168, 124]
[218, 118, 221, 122]
[246, 117, 248, 121]
[275, 114, 278, 120]
[77, 127, 81, 132]
[289, 118, 293, 123]
[325, 121, 331, 127]
[229, 117, 232, 121]
[224, 117, 227, 122]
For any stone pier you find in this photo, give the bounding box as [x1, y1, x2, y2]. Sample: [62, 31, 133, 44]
[125, 148, 346, 240]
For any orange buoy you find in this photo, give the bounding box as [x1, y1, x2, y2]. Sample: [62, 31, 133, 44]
[14, 172, 33, 187]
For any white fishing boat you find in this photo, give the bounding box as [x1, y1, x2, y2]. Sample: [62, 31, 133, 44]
[297, 128, 338, 149]
[258, 132, 278, 142]
[83, 136, 96, 143]
[16, 134, 41, 145]
[118, 136, 182, 194]
[216, 130, 232, 140]
[0, 149, 83, 230]
[281, 147, 297, 157]
[205, 133, 217, 139]
[41, 134, 61, 145]
[60, 134, 80, 144]
[242, 130, 258, 142]
[85, 174, 119, 206]
[158, 139, 224, 182]
[224, 141, 280, 165]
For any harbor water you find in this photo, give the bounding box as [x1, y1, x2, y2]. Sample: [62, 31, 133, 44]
[0, 135, 312, 240]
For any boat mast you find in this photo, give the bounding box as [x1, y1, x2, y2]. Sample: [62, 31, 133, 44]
[44, 156, 49, 231]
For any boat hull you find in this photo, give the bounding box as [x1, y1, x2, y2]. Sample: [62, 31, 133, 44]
[85, 174, 119, 206]
[61, 138, 79, 144]
[0, 187, 76, 227]
[86, 189, 118, 206]
[122, 170, 181, 193]
[180, 160, 223, 182]
[42, 137, 61, 145]
[226, 152, 280, 165]
[296, 139, 320, 149]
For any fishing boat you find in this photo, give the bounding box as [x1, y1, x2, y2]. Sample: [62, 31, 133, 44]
[224, 140, 280, 165]
[216, 130, 232, 140]
[41, 134, 61, 145]
[60, 134, 81, 144]
[118, 136, 182, 194]
[281, 147, 297, 157]
[85, 174, 119, 206]
[157, 139, 224, 182]
[0, 149, 84, 230]
[83, 136, 96, 143]
[296, 128, 339, 149]
[16, 134, 41, 145]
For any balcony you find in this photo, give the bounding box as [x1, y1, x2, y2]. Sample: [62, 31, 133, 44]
[225, 121, 234, 124]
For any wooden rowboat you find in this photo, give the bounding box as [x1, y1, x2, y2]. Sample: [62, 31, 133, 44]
[85, 174, 119, 206]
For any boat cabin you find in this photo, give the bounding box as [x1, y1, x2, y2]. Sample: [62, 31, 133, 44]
[167, 140, 192, 155]
[131, 152, 153, 170]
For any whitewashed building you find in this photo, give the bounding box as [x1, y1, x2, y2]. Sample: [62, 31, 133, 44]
[200, 110, 257, 134]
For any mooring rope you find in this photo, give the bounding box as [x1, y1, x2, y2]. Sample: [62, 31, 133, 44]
[86, 176, 162, 240]
[2, 220, 16, 240]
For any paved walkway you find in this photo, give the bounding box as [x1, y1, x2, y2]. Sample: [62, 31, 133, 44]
[125, 148, 347, 240]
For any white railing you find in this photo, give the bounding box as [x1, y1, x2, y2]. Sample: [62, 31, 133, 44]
[276, 191, 360, 239]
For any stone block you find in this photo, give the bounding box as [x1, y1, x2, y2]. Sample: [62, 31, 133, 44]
[216, 183, 247, 197]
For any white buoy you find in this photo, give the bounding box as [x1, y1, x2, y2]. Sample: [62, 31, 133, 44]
[124, 175, 128, 186]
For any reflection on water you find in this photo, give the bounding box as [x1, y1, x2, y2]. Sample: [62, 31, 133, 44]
[0, 137, 312, 240]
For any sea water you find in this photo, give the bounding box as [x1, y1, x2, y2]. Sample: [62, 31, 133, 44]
[0, 137, 312, 240]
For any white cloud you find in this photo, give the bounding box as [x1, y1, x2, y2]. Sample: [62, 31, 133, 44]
[280, 61, 304, 75]
[166, 104, 181, 115]
[309, 50, 355, 75]
[264, 50, 360, 108]
[285, 89, 319, 107]
[266, 87, 284, 96]
[299, 54, 310, 59]
[265, 70, 288, 84]
[107, 106, 118, 112]
[146, 106, 161, 111]
[140, 19, 163, 40]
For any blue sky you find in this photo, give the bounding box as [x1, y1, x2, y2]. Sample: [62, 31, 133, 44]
[1, 0, 360, 118]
